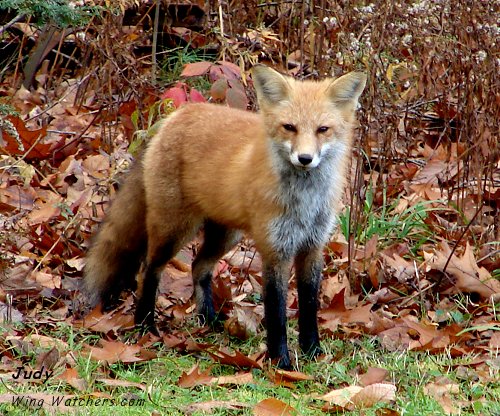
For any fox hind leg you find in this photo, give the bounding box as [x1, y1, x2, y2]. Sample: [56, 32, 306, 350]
[192, 220, 241, 326]
[135, 221, 196, 333]
[134, 240, 176, 334]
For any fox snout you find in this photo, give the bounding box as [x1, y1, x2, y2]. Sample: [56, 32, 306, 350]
[290, 150, 320, 169]
[289, 138, 332, 169]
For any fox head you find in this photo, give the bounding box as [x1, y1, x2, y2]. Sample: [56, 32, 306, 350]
[252, 65, 366, 170]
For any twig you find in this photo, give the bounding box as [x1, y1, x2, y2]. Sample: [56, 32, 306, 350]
[0, 14, 25, 36]
[25, 74, 91, 123]
[218, 0, 225, 60]
[299, 0, 305, 75]
[151, 0, 160, 84]
[31, 215, 79, 275]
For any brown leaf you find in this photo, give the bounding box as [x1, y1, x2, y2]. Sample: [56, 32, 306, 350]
[359, 367, 389, 386]
[178, 364, 254, 388]
[425, 242, 500, 298]
[224, 308, 258, 340]
[178, 364, 213, 388]
[79, 303, 135, 333]
[268, 369, 314, 388]
[253, 398, 296, 416]
[489, 331, 500, 349]
[351, 383, 397, 408]
[226, 87, 248, 110]
[381, 253, 416, 284]
[0, 185, 35, 212]
[210, 78, 228, 100]
[87, 340, 144, 364]
[58, 367, 87, 391]
[423, 378, 461, 415]
[319, 295, 373, 333]
[3, 115, 49, 159]
[214, 372, 254, 386]
[36, 347, 60, 371]
[208, 349, 263, 370]
[318, 386, 363, 407]
[319, 383, 396, 410]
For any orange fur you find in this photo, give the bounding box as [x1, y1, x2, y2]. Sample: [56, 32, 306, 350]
[83, 65, 366, 368]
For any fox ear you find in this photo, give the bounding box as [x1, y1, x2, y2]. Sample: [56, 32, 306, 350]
[328, 72, 367, 107]
[252, 64, 290, 104]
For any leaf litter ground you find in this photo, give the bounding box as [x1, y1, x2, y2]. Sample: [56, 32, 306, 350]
[0, 1, 499, 414]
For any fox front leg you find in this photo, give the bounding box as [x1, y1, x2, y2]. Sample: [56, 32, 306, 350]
[295, 247, 323, 357]
[263, 260, 292, 369]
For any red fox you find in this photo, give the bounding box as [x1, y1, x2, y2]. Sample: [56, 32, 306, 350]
[84, 64, 366, 369]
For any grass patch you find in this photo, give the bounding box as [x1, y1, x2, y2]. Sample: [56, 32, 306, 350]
[1, 321, 499, 415]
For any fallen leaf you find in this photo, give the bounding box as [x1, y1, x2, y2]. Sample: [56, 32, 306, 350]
[214, 372, 254, 386]
[87, 340, 145, 364]
[181, 61, 212, 77]
[425, 242, 500, 298]
[424, 378, 461, 415]
[253, 398, 296, 416]
[178, 365, 215, 388]
[208, 348, 263, 369]
[178, 364, 254, 388]
[224, 308, 258, 340]
[58, 367, 87, 391]
[268, 369, 314, 388]
[359, 367, 389, 386]
[351, 383, 397, 408]
[319, 383, 396, 411]
[319, 385, 363, 407]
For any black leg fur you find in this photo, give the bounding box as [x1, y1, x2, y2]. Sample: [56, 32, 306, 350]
[295, 249, 323, 357]
[135, 264, 161, 334]
[135, 240, 177, 334]
[263, 261, 291, 369]
[192, 220, 240, 326]
[100, 250, 142, 311]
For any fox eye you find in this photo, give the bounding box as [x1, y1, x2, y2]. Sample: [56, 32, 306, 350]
[283, 123, 297, 132]
[317, 126, 329, 134]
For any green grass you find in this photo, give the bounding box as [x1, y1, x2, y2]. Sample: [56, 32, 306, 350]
[159, 45, 215, 92]
[1, 322, 499, 415]
[338, 186, 447, 254]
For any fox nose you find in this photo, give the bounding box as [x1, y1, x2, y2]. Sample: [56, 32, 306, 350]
[298, 154, 314, 166]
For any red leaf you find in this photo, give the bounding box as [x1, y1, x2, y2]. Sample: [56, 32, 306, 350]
[217, 61, 242, 79]
[3, 116, 49, 160]
[181, 61, 212, 77]
[162, 86, 188, 108]
[189, 88, 206, 103]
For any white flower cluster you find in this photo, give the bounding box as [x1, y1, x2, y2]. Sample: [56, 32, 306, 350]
[322, 16, 338, 30]
[355, 3, 375, 15]
[474, 50, 488, 64]
[476, 23, 500, 37]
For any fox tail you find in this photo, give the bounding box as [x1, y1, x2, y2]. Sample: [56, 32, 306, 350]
[83, 161, 147, 310]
